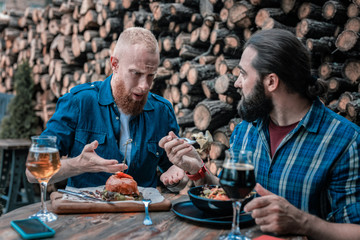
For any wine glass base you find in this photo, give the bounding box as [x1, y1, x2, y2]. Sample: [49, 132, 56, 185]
[219, 233, 251, 240]
[30, 211, 58, 223]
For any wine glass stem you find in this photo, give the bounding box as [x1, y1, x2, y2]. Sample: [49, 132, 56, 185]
[40, 181, 48, 213]
[231, 200, 242, 235]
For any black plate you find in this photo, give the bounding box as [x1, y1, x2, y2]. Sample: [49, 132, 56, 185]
[172, 201, 254, 226]
[188, 185, 233, 215]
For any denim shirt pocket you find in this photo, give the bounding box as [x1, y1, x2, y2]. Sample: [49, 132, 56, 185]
[75, 129, 106, 145]
[147, 141, 164, 160]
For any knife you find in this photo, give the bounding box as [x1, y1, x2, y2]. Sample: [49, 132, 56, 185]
[58, 189, 108, 202]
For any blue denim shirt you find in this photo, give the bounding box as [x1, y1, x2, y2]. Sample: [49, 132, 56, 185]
[42, 75, 179, 188]
[230, 98, 360, 223]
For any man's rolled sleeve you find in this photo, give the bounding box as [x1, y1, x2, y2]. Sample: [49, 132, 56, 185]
[327, 139, 360, 223]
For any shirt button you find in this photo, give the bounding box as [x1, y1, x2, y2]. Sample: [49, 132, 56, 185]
[116, 117, 119, 120]
[91, 84, 94, 87]
[113, 104, 116, 107]
[156, 152, 159, 156]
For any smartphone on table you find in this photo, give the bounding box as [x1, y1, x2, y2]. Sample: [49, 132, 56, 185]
[10, 217, 56, 239]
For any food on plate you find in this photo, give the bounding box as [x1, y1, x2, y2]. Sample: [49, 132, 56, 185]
[71, 172, 142, 202]
[199, 186, 230, 201]
[191, 130, 213, 154]
[105, 172, 140, 195]
[99, 171, 141, 201]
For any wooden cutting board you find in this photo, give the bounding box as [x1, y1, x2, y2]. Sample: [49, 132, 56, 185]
[50, 192, 172, 214]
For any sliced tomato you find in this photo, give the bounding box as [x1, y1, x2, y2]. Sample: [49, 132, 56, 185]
[116, 172, 133, 179]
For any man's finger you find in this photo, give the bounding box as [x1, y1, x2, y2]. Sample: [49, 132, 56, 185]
[169, 131, 177, 138]
[244, 195, 274, 212]
[255, 183, 274, 196]
[83, 140, 98, 152]
[105, 164, 129, 173]
[159, 133, 172, 148]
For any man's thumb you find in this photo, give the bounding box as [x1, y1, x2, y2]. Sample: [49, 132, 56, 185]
[254, 183, 274, 196]
[84, 140, 98, 152]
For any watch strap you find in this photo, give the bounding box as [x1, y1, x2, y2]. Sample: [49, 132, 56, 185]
[186, 163, 208, 181]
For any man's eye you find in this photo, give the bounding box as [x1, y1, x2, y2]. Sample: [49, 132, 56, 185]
[131, 71, 141, 76]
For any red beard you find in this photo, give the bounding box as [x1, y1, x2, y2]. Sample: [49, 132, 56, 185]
[112, 80, 148, 116]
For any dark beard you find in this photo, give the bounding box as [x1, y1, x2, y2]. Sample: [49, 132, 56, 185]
[237, 78, 273, 122]
[113, 80, 148, 116]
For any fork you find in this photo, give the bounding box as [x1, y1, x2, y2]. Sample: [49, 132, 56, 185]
[179, 137, 196, 145]
[142, 199, 153, 226]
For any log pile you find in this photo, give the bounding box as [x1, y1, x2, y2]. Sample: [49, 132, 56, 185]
[0, 0, 359, 174]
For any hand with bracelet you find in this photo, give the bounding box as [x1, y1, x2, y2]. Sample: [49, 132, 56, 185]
[159, 131, 219, 185]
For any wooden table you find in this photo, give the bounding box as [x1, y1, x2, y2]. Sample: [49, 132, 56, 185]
[0, 193, 306, 240]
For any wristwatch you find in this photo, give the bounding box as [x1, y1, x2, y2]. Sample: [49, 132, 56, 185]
[186, 163, 208, 181]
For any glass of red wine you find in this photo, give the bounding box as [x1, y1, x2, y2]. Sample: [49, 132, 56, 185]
[219, 149, 256, 240]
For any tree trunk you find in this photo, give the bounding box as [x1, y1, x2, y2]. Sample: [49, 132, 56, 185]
[228, 117, 242, 132]
[299, 18, 337, 38]
[219, 58, 239, 75]
[255, 8, 286, 28]
[228, 1, 256, 28]
[209, 141, 227, 160]
[318, 62, 343, 80]
[322, 0, 347, 24]
[179, 44, 206, 60]
[298, 2, 323, 20]
[215, 73, 239, 100]
[344, 17, 360, 33]
[335, 30, 360, 52]
[187, 64, 217, 85]
[306, 36, 335, 53]
[213, 125, 231, 148]
[337, 92, 360, 113]
[175, 32, 191, 50]
[193, 99, 235, 131]
[170, 3, 196, 22]
[182, 94, 204, 108]
[181, 81, 204, 95]
[177, 111, 195, 127]
[199, 55, 217, 65]
[201, 78, 218, 99]
[171, 86, 181, 104]
[342, 59, 360, 85]
[163, 57, 182, 70]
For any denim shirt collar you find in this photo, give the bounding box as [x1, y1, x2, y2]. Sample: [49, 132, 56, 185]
[98, 74, 155, 111]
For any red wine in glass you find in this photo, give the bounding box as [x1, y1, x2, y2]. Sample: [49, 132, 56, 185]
[218, 150, 255, 240]
[220, 163, 256, 200]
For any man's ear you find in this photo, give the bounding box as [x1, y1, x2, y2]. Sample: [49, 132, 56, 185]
[264, 73, 279, 93]
[110, 56, 118, 73]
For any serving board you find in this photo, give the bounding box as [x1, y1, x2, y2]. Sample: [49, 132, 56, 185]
[50, 190, 171, 214]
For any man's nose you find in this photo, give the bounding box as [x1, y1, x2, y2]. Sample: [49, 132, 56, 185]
[138, 76, 150, 91]
[234, 75, 242, 89]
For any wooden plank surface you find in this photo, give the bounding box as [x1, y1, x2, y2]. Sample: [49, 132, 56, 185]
[0, 193, 307, 240]
[0, 139, 31, 150]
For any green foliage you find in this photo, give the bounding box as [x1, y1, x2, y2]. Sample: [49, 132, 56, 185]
[0, 61, 38, 139]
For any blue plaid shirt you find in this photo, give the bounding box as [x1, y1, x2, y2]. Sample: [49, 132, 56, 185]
[230, 98, 360, 223]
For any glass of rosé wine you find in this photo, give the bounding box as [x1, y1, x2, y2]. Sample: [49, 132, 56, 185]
[26, 136, 61, 222]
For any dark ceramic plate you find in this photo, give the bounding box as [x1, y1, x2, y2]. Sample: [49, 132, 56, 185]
[188, 185, 255, 215]
[172, 201, 254, 226]
[188, 185, 233, 215]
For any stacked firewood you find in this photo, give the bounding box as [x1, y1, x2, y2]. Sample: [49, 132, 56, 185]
[0, 0, 359, 173]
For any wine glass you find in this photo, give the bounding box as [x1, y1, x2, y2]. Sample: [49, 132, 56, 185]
[26, 136, 61, 222]
[219, 149, 256, 240]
